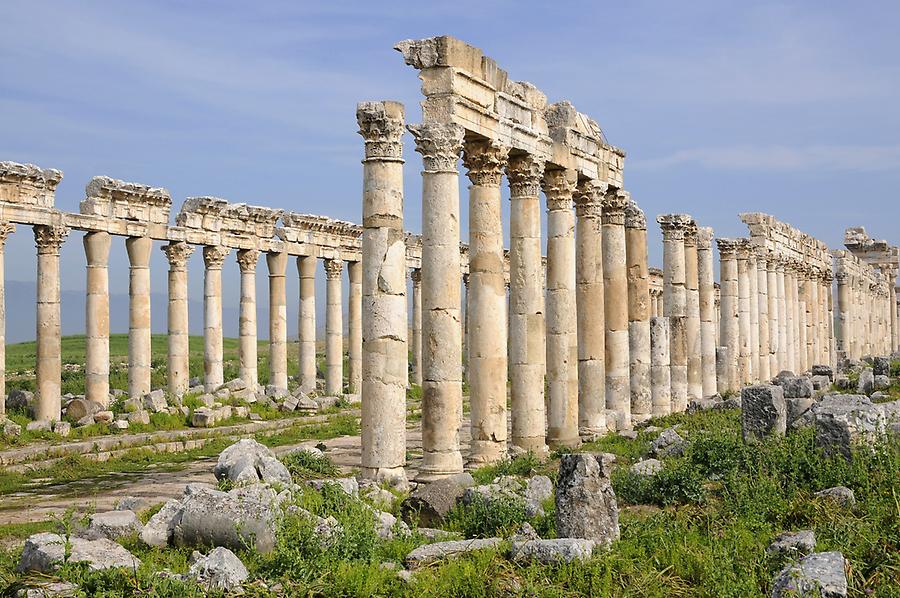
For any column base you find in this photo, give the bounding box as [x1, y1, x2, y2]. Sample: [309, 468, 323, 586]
[578, 426, 607, 443]
[416, 451, 464, 482]
[631, 413, 653, 426]
[547, 428, 582, 450]
[360, 466, 409, 492]
[466, 441, 507, 467]
[509, 437, 549, 459]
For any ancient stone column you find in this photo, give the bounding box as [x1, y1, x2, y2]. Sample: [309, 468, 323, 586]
[574, 179, 606, 438]
[126, 236, 153, 399]
[835, 271, 850, 359]
[890, 269, 898, 352]
[34, 225, 68, 421]
[203, 245, 230, 390]
[798, 271, 809, 373]
[824, 270, 835, 367]
[543, 167, 579, 448]
[324, 258, 344, 396]
[784, 262, 798, 371]
[684, 223, 702, 399]
[755, 248, 771, 382]
[659, 214, 691, 412]
[650, 316, 671, 415]
[808, 269, 820, 367]
[716, 238, 740, 393]
[604, 191, 632, 427]
[0, 223, 12, 417]
[410, 269, 423, 387]
[766, 253, 779, 377]
[237, 249, 259, 390]
[348, 260, 362, 395]
[625, 199, 652, 423]
[696, 227, 718, 398]
[297, 255, 317, 393]
[266, 251, 288, 390]
[84, 231, 111, 406]
[505, 154, 547, 453]
[776, 258, 788, 372]
[409, 122, 465, 480]
[463, 138, 509, 463]
[736, 242, 752, 385]
[747, 249, 760, 382]
[163, 242, 194, 397]
[358, 100, 407, 486]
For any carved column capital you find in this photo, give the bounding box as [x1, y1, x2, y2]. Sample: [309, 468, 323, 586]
[505, 153, 545, 198]
[0, 222, 15, 246]
[541, 168, 577, 211]
[574, 179, 606, 219]
[623, 197, 648, 230]
[324, 258, 343, 280]
[236, 248, 260, 273]
[463, 139, 509, 187]
[408, 123, 464, 173]
[716, 237, 742, 259]
[410, 268, 422, 285]
[203, 245, 231, 270]
[162, 242, 195, 270]
[600, 188, 628, 225]
[695, 226, 714, 250]
[33, 224, 69, 255]
[657, 213, 693, 241]
[356, 101, 405, 162]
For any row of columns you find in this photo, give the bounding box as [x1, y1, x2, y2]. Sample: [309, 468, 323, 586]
[835, 269, 893, 360]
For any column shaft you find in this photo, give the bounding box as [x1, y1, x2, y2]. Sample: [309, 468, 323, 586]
[625, 199, 652, 423]
[737, 244, 752, 384]
[659, 214, 691, 411]
[203, 245, 229, 390]
[266, 251, 288, 390]
[126, 236, 153, 398]
[84, 231, 111, 406]
[650, 316, 671, 415]
[348, 261, 362, 395]
[298, 256, 317, 393]
[411, 270, 423, 387]
[237, 249, 259, 390]
[777, 262, 788, 372]
[0, 224, 11, 417]
[163, 243, 194, 397]
[684, 226, 702, 399]
[716, 239, 740, 393]
[604, 193, 631, 427]
[34, 225, 68, 421]
[766, 258, 779, 377]
[324, 259, 344, 395]
[756, 251, 770, 382]
[697, 227, 718, 397]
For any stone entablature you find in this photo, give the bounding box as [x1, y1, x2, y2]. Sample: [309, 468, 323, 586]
[81, 176, 172, 225]
[739, 212, 831, 272]
[0, 161, 62, 209]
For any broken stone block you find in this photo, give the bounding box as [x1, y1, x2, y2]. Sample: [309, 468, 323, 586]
[813, 395, 885, 458]
[630, 458, 663, 476]
[555, 453, 619, 546]
[766, 530, 816, 558]
[771, 551, 847, 598]
[6, 389, 35, 413]
[400, 472, 475, 527]
[187, 546, 248, 593]
[214, 439, 291, 486]
[510, 538, 595, 564]
[814, 486, 856, 509]
[741, 384, 786, 443]
[280, 396, 299, 412]
[18, 533, 140, 573]
[650, 428, 686, 458]
[2, 420, 22, 437]
[810, 375, 831, 391]
[810, 365, 834, 381]
[140, 498, 183, 548]
[191, 408, 215, 428]
[26, 420, 51, 433]
[834, 375, 853, 390]
[127, 410, 150, 425]
[81, 510, 143, 541]
[307, 477, 359, 496]
[111, 420, 129, 431]
[220, 379, 247, 393]
[874, 375, 890, 391]
[857, 368, 874, 395]
[785, 398, 815, 427]
[172, 486, 277, 553]
[64, 398, 102, 422]
[143, 389, 167, 413]
[52, 421, 71, 437]
[872, 356, 890, 377]
[94, 411, 114, 423]
[404, 538, 502, 569]
[779, 376, 814, 399]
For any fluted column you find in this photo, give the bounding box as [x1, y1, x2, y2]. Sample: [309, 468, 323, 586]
[776, 259, 788, 372]
[625, 198, 652, 423]
[266, 251, 288, 390]
[543, 168, 579, 448]
[297, 255, 317, 393]
[411, 269, 423, 387]
[348, 260, 362, 395]
[716, 238, 740, 393]
[0, 224, 12, 418]
[126, 236, 153, 398]
[162, 243, 194, 397]
[505, 154, 547, 453]
[659, 214, 691, 412]
[696, 227, 717, 397]
[237, 249, 260, 390]
[357, 101, 408, 485]
[766, 254, 779, 377]
[203, 245, 230, 390]
[650, 316, 671, 415]
[84, 231, 111, 406]
[34, 224, 68, 421]
[463, 139, 509, 463]
[324, 258, 344, 396]
[684, 223, 702, 399]
[604, 191, 631, 428]
[409, 122, 465, 480]
[574, 179, 606, 438]
[755, 249, 770, 382]
[736, 242, 752, 385]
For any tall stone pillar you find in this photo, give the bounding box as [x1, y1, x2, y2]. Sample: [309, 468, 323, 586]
[736, 242, 752, 385]
[34, 225, 68, 421]
[163, 242, 194, 397]
[658, 214, 691, 412]
[126, 236, 153, 399]
[798, 271, 809, 373]
[543, 168, 579, 448]
[684, 223, 702, 399]
[0, 223, 12, 417]
[409, 122, 465, 480]
[755, 248, 771, 382]
[462, 139, 509, 463]
[84, 231, 111, 406]
[357, 101, 408, 486]
[747, 249, 760, 382]
[297, 255, 317, 393]
[890, 270, 898, 352]
[825, 270, 835, 367]
[766, 254, 779, 377]
[266, 251, 288, 390]
[696, 227, 717, 398]
[505, 154, 548, 453]
[203, 245, 230, 390]
[324, 259, 344, 396]
[574, 179, 606, 438]
[237, 249, 259, 390]
[410, 269, 423, 387]
[776, 259, 788, 372]
[716, 238, 740, 393]
[808, 270, 820, 366]
[835, 272, 850, 359]
[650, 316, 671, 415]
[596, 191, 629, 428]
[625, 199, 652, 423]
[347, 260, 362, 395]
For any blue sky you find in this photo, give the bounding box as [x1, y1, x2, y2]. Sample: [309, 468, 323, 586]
[1, 0, 898, 340]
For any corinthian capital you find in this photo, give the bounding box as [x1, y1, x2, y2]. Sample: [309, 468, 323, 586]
[657, 214, 693, 241]
[408, 123, 464, 172]
[356, 101, 405, 161]
[715, 237, 741, 258]
[462, 139, 509, 187]
[695, 226, 714, 250]
[324, 258, 343, 280]
[541, 168, 577, 211]
[33, 224, 69, 255]
[203, 245, 231, 270]
[236, 249, 260, 273]
[600, 188, 628, 226]
[624, 196, 648, 230]
[505, 153, 545, 198]
[0, 222, 15, 246]
[574, 178, 606, 219]
[162, 242, 195, 270]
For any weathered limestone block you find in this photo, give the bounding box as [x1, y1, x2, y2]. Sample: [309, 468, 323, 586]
[140, 498, 182, 548]
[872, 356, 890, 377]
[766, 530, 816, 558]
[649, 427, 686, 458]
[510, 538, 595, 564]
[307, 477, 359, 496]
[81, 176, 171, 224]
[400, 472, 475, 527]
[172, 486, 277, 553]
[630, 458, 662, 476]
[741, 384, 786, 443]
[18, 533, 140, 573]
[214, 439, 291, 486]
[64, 398, 102, 422]
[857, 368, 875, 395]
[813, 395, 886, 458]
[771, 551, 847, 598]
[81, 510, 143, 541]
[811, 365, 834, 380]
[779, 376, 814, 398]
[405, 538, 502, 569]
[188, 547, 249, 593]
[814, 486, 856, 508]
[0, 161, 62, 207]
[555, 453, 619, 545]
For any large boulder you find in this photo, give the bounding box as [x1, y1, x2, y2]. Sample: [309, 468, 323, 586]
[811, 365, 834, 381]
[140, 498, 183, 548]
[555, 453, 619, 546]
[143, 389, 168, 413]
[81, 510, 143, 541]
[400, 472, 475, 527]
[188, 547, 249, 593]
[404, 538, 502, 569]
[510, 538, 595, 564]
[214, 439, 291, 486]
[649, 428, 686, 458]
[785, 398, 816, 428]
[872, 356, 890, 377]
[172, 486, 278, 553]
[813, 395, 886, 458]
[779, 376, 814, 399]
[18, 533, 140, 573]
[524, 475, 553, 516]
[874, 375, 890, 391]
[771, 551, 847, 598]
[741, 384, 786, 443]
[857, 368, 874, 395]
[6, 389, 35, 414]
